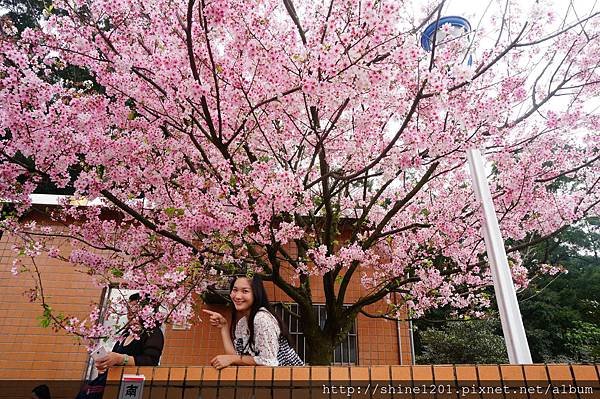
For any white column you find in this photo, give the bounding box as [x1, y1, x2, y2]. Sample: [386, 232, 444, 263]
[466, 148, 532, 364]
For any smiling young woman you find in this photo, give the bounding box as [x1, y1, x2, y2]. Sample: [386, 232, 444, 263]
[203, 275, 303, 369]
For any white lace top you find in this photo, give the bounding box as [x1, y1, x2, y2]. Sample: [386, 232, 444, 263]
[234, 307, 280, 366]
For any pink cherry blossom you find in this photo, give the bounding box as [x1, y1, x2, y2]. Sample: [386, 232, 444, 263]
[0, 0, 598, 353]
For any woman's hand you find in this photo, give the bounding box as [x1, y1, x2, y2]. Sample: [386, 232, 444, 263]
[94, 352, 125, 374]
[202, 309, 228, 330]
[210, 354, 237, 370]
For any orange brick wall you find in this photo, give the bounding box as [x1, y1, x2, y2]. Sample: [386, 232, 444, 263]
[0, 217, 101, 380]
[98, 364, 599, 399]
[1, 363, 599, 399]
[357, 302, 412, 365]
[159, 303, 231, 366]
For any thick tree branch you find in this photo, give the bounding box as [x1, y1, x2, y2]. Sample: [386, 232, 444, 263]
[100, 190, 198, 253]
[283, 0, 307, 45]
[535, 153, 599, 183]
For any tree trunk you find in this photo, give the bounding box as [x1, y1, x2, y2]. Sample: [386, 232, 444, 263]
[304, 332, 336, 365]
[298, 304, 357, 365]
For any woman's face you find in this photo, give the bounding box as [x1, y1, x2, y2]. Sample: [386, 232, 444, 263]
[230, 277, 254, 315]
[127, 299, 141, 326]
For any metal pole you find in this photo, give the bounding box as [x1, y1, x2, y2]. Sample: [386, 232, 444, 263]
[466, 148, 532, 364]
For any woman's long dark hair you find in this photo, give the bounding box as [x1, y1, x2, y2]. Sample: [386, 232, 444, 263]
[229, 275, 293, 354]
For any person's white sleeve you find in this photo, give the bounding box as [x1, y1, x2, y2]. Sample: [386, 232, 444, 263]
[252, 311, 280, 366]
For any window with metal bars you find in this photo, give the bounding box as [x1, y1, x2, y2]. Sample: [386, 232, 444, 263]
[272, 303, 358, 365]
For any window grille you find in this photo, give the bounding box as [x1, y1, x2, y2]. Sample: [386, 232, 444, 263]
[272, 303, 357, 365]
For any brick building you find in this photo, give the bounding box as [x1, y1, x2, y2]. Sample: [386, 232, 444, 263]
[0, 197, 413, 386]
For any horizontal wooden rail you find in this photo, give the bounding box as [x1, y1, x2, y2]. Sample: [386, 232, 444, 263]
[105, 364, 600, 398]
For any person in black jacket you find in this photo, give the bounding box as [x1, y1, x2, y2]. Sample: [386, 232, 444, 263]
[94, 292, 164, 372]
[76, 293, 164, 399]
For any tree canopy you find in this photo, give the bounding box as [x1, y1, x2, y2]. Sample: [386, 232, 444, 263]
[1, 0, 599, 363]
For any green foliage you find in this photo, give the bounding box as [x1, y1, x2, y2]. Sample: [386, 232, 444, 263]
[36, 304, 52, 328]
[110, 267, 124, 278]
[415, 218, 599, 364]
[36, 303, 65, 329]
[164, 207, 185, 218]
[0, 203, 17, 240]
[0, 0, 51, 33]
[519, 217, 600, 362]
[564, 321, 600, 362]
[417, 319, 508, 364]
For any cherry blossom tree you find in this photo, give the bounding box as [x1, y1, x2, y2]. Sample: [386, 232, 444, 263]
[1, 0, 598, 364]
